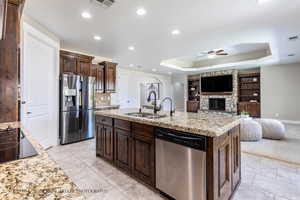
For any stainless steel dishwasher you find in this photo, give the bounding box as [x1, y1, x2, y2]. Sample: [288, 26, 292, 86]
[156, 127, 207, 200]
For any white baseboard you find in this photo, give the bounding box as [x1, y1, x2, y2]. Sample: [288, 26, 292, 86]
[281, 120, 300, 125]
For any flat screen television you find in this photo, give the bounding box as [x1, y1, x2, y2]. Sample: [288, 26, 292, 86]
[201, 75, 233, 92]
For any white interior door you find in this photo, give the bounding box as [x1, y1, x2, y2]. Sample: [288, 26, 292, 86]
[21, 23, 59, 149]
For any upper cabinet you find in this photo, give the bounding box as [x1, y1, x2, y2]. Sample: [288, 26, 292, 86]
[60, 50, 94, 76]
[60, 51, 117, 93]
[91, 64, 104, 92]
[0, 0, 7, 40]
[100, 61, 117, 93]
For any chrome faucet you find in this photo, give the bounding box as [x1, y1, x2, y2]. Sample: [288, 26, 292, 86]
[147, 90, 160, 114]
[161, 97, 175, 117]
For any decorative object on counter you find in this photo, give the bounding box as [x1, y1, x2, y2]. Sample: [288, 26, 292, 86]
[0, 0, 7, 40]
[257, 119, 286, 140]
[240, 118, 262, 141]
[146, 83, 160, 100]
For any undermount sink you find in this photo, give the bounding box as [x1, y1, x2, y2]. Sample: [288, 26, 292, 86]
[125, 112, 166, 119]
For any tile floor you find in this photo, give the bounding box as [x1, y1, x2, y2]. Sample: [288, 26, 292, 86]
[47, 139, 300, 200]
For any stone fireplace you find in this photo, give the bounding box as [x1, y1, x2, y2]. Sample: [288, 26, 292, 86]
[199, 70, 238, 113]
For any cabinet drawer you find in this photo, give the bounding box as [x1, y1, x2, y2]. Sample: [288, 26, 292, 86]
[96, 116, 113, 126]
[115, 119, 131, 131]
[0, 142, 18, 151]
[0, 130, 18, 141]
[132, 123, 154, 139]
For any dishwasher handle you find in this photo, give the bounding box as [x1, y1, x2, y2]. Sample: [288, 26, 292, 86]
[156, 128, 207, 151]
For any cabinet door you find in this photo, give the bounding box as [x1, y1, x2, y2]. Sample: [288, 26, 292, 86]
[105, 62, 116, 93]
[132, 135, 155, 186]
[77, 59, 91, 76]
[247, 103, 261, 118]
[91, 64, 104, 92]
[96, 124, 104, 157]
[103, 125, 114, 161]
[216, 134, 232, 200]
[231, 126, 241, 190]
[114, 128, 131, 173]
[60, 55, 77, 74]
[187, 101, 199, 113]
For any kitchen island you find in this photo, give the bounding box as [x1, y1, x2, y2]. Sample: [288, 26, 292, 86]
[95, 109, 241, 200]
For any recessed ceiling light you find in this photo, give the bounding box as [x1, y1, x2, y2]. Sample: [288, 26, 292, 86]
[136, 8, 146, 16]
[257, 0, 270, 4]
[152, 69, 157, 72]
[128, 46, 135, 51]
[172, 29, 181, 35]
[208, 54, 216, 59]
[94, 36, 102, 41]
[81, 11, 92, 19]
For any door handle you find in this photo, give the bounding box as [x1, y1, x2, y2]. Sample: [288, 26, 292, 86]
[27, 112, 32, 114]
[21, 101, 26, 104]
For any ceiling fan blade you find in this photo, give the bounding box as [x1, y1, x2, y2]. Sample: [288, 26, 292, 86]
[217, 53, 228, 56]
[216, 49, 225, 54]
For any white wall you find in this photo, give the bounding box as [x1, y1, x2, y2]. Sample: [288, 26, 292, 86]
[111, 68, 172, 110]
[261, 63, 300, 122]
[171, 75, 188, 111]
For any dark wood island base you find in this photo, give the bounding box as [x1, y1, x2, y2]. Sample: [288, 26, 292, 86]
[95, 115, 241, 200]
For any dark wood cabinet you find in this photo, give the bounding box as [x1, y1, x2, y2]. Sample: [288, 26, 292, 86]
[0, 1, 23, 123]
[96, 123, 104, 157]
[60, 50, 94, 76]
[207, 127, 241, 200]
[0, 0, 7, 40]
[0, 129, 19, 162]
[95, 116, 114, 162]
[238, 102, 260, 118]
[114, 128, 131, 173]
[60, 54, 77, 74]
[103, 125, 114, 161]
[100, 61, 117, 93]
[132, 133, 155, 187]
[91, 64, 104, 92]
[187, 101, 199, 113]
[231, 126, 241, 191]
[77, 58, 91, 76]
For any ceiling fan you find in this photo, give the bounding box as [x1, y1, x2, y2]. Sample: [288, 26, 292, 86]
[197, 49, 229, 58]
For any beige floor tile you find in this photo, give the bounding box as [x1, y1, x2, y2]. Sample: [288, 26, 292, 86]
[253, 175, 300, 200]
[88, 188, 131, 200]
[232, 182, 274, 200]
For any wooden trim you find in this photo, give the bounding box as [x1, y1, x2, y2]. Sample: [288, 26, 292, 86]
[8, 0, 24, 5]
[201, 92, 233, 96]
[60, 50, 94, 62]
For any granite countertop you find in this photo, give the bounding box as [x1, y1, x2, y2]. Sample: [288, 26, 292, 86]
[0, 123, 85, 200]
[95, 109, 241, 137]
[94, 105, 120, 110]
[0, 122, 20, 132]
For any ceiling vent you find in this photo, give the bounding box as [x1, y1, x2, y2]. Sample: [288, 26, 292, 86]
[92, 0, 115, 8]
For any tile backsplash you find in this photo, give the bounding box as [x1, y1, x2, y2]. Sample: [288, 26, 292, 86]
[95, 93, 111, 107]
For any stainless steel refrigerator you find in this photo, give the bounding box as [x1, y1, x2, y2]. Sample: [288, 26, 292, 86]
[59, 73, 95, 145]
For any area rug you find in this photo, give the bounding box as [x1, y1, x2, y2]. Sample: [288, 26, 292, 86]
[241, 123, 300, 165]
